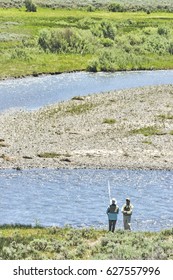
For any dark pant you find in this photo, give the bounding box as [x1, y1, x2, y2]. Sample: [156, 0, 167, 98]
[109, 220, 117, 232]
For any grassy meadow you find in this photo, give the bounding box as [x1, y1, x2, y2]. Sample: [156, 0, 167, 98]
[0, 5, 173, 78]
[0, 225, 172, 260]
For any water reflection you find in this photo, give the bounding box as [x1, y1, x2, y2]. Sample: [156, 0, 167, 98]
[0, 169, 172, 231]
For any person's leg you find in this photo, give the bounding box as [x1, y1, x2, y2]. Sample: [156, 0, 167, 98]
[127, 216, 131, 231]
[112, 220, 116, 232]
[123, 215, 126, 229]
[123, 215, 128, 230]
[109, 220, 112, 231]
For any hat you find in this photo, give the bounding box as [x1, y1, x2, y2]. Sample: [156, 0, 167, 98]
[112, 198, 117, 203]
[126, 198, 130, 201]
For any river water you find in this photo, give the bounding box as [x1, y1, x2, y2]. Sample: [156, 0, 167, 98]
[0, 70, 173, 231]
[0, 70, 173, 111]
[0, 169, 173, 232]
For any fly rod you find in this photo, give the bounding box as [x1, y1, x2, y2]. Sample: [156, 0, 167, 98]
[108, 180, 111, 204]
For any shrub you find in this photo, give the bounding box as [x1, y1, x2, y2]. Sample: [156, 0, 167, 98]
[78, 18, 96, 29]
[38, 28, 90, 54]
[108, 3, 125, 12]
[87, 58, 99, 72]
[11, 48, 32, 61]
[142, 34, 169, 55]
[24, 0, 37, 12]
[86, 5, 95, 12]
[98, 50, 115, 71]
[168, 42, 173, 55]
[91, 21, 116, 40]
[30, 239, 48, 251]
[101, 21, 116, 40]
[157, 27, 169, 36]
[99, 38, 114, 47]
[38, 29, 51, 52]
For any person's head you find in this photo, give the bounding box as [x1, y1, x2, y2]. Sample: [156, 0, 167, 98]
[126, 198, 130, 205]
[112, 198, 117, 204]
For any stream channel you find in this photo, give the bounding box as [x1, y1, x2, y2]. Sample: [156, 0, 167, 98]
[0, 70, 173, 231]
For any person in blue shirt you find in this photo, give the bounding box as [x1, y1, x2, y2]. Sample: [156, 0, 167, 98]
[106, 198, 119, 232]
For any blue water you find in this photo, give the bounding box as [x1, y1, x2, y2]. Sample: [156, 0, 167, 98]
[0, 169, 172, 231]
[0, 70, 173, 111]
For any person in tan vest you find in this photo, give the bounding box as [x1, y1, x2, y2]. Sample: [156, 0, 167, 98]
[106, 198, 119, 232]
[121, 198, 134, 231]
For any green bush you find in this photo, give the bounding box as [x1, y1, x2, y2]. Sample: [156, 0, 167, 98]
[142, 35, 169, 55]
[168, 42, 173, 55]
[38, 28, 91, 54]
[86, 5, 95, 12]
[38, 29, 51, 52]
[108, 3, 125, 12]
[87, 58, 99, 72]
[11, 48, 32, 61]
[157, 27, 169, 36]
[91, 21, 116, 40]
[99, 37, 114, 47]
[25, 0, 37, 12]
[100, 21, 116, 40]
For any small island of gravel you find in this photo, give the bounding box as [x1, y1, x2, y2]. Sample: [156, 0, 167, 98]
[0, 84, 173, 170]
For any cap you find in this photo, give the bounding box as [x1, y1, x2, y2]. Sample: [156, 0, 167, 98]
[112, 198, 117, 204]
[126, 198, 130, 201]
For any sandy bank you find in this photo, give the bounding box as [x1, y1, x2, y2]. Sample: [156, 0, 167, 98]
[0, 85, 173, 170]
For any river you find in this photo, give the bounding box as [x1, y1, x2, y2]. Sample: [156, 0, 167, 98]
[0, 70, 173, 231]
[0, 70, 173, 111]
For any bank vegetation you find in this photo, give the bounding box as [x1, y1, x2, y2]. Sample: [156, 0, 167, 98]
[1, 4, 173, 78]
[0, 225, 172, 260]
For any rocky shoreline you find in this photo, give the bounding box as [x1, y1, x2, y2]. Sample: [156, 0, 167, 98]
[0, 84, 173, 170]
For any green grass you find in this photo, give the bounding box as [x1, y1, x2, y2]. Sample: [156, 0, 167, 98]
[0, 225, 172, 260]
[1, 7, 173, 78]
[142, 140, 153, 144]
[131, 126, 160, 136]
[0, 53, 91, 79]
[37, 152, 71, 158]
[66, 102, 95, 115]
[158, 114, 173, 120]
[102, 118, 116, 124]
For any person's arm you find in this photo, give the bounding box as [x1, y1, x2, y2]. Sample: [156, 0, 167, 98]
[126, 205, 133, 215]
[121, 205, 125, 214]
[106, 206, 110, 214]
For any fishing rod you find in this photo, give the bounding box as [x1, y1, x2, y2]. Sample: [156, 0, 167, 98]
[108, 180, 111, 205]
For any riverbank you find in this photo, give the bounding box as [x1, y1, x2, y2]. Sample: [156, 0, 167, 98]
[1, 8, 173, 80]
[0, 84, 173, 170]
[0, 225, 172, 259]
